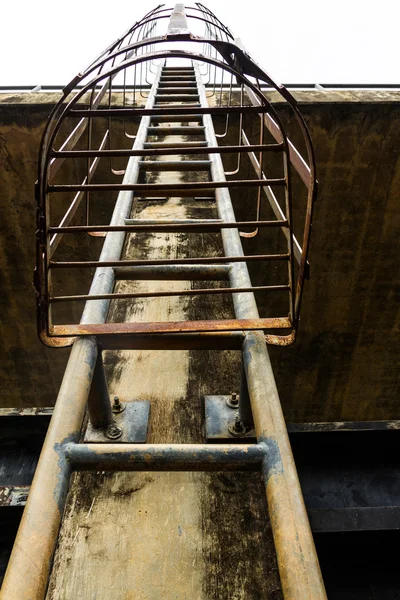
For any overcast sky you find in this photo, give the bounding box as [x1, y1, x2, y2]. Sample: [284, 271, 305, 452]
[2, 0, 399, 86]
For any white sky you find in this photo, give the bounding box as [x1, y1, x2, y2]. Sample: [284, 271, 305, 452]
[2, 0, 399, 86]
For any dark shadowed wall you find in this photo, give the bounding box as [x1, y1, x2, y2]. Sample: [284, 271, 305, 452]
[0, 90, 399, 419]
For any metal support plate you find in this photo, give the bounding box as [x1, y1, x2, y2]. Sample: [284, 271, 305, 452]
[204, 395, 256, 442]
[84, 400, 150, 443]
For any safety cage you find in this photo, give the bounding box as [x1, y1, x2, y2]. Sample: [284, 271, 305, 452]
[34, 2, 317, 347]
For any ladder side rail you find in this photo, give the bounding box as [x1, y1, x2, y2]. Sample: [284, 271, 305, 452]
[195, 62, 326, 600]
[0, 61, 164, 600]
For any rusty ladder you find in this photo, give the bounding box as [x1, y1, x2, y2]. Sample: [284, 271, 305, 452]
[1, 4, 326, 599]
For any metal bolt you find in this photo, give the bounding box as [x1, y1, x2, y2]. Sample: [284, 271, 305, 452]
[228, 411, 247, 437]
[112, 396, 125, 414]
[226, 392, 239, 409]
[106, 421, 123, 440]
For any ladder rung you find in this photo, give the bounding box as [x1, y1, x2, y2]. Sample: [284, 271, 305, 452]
[158, 82, 197, 87]
[52, 219, 287, 234]
[150, 115, 203, 122]
[53, 143, 284, 159]
[115, 218, 288, 232]
[51, 254, 290, 269]
[160, 75, 196, 79]
[157, 87, 198, 93]
[160, 78, 196, 84]
[131, 196, 216, 202]
[64, 442, 264, 472]
[50, 317, 293, 339]
[155, 95, 200, 102]
[147, 126, 205, 134]
[139, 160, 211, 171]
[130, 189, 213, 198]
[127, 196, 215, 202]
[143, 141, 208, 148]
[113, 264, 230, 281]
[68, 106, 270, 118]
[162, 69, 195, 73]
[119, 220, 224, 232]
[52, 284, 290, 304]
[154, 103, 201, 108]
[124, 218, 221, 224]
[154, 102, 202, 109]
[49, 179, 287, 194]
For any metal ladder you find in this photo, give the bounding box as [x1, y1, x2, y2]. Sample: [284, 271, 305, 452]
[2, 5, 325, 599]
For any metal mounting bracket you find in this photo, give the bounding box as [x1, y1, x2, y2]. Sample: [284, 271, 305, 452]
[204, 395, 256, 442]
[84, 400, 150, 443]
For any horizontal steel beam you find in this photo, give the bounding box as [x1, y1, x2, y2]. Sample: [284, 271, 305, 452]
[48, 178, 287, 193]
[50, 253, 290, 268]
[138, 160, 211, 171]
[68, 105, 271, 117]
[53, 143, 283, 158]
[48, 316, 292, 338]
[147, 125, 204, 133]
[64, 442, 266, 471]
[155, 95, 200, 101]
[50, 284, 289, 304]
[49, 219, 288, 234]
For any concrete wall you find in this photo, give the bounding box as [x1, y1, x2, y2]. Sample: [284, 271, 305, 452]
[269, 92, 400, 421]
[1, 90, 399, 420]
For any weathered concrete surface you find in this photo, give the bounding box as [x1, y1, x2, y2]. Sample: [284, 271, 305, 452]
[0, 91, 399, 422]
[269, 100, 400, 422]
[0, 102, 69, 407]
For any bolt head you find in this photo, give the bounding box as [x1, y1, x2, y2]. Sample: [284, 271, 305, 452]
[228, 413, 247, 437]
[226, 393, 239, 408]
[106, 422, 123, 440]
[112, 396, 125, 414]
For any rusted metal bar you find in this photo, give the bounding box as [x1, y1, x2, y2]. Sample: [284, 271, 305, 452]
[48, 317, 292, 338]
[138, 159, 211, 171]
[47, 178, 287, 193]
[155, 93, 200, 101]
[49, 219, 288, 234]
[68, 103, 262, 119]
[114, 264, 231, 280]
[49, 253, 290, 268]
[50, 284, 290, 304]
[159, 80, 197, 86]
[64, 442, 265, 471]
[53, 142, 283, 158]
[148, 124, 203, 133]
